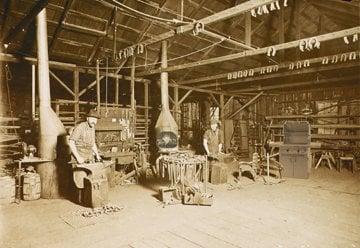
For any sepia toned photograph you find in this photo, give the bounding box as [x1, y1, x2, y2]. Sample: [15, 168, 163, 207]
[0, 0, 359, 247]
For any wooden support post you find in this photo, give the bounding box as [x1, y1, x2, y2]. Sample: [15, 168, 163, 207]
[96, 59, 100, 114]
[279, 6, 285, 59]
[174, 86, 180, 125]
[220, 94, 225, 125]
[79, 58, 128, 97]
[74, 68, 79, 124]
[130, 55, 136, 110]
[115, 77, 119, 104]
[113, 7, 117, 60]
[245, 12, 251, 46]
[32, 64, 36, 120]
[295, 0, 301, 59]
[144, 82, 149, 145]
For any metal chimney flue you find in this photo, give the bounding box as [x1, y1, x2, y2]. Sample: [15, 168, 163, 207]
[155, 41, 178, 152]
[36, 9, 66, 199]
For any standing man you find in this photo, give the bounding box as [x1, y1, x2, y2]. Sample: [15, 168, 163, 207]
[69, 108, 101, 164]
[203, 119, 224, 158]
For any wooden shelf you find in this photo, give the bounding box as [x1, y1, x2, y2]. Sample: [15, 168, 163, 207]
[265, 115, 360, 120]
[273, 134, 360, 140]
[269, 124, 360, 129]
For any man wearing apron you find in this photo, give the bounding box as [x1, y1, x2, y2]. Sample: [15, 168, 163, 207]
[68, 109, 103, 204]
[69, 109, 101, 164]
[203, 119, 224, 158]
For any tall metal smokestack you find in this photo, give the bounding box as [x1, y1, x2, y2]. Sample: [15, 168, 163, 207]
[36, 9, 66, 199]
[155, 41, 178, 152]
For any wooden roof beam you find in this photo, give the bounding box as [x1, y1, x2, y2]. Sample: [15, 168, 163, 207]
[1, 0, 50, 44]
[232, 75, 358, 93]
[102, 0, 277, 51]
[49, 0, 74, 51]
[170, 79, 256, 97]
[0, 52, 150, 83]
[309, 0, 359, 17]
[178, 51, 359, 86]
[204, 61, 359, 89]
[227, 91, 264, 119]
[0, 0, 12, 38]
[137, 26, 360, 76]
[87, 7, 116, 63]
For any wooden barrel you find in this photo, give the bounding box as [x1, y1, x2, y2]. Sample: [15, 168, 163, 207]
[0, 176, 15, 204]
[22, 172, 41, 201]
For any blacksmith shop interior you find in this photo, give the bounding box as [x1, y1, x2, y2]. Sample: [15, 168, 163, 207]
[0, 0, 360, 247]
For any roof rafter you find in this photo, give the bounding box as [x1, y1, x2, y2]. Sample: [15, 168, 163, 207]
[101, 0, 277, 51]
[1, 0, 50, 44]
[137, 26, 360, 76]
[49, 0, 74, 52]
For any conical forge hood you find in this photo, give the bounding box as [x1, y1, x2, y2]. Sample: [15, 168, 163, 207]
[155, 41, 178, 153]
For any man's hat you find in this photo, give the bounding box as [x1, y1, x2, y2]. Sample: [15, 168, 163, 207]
[86, 108, 101, 119]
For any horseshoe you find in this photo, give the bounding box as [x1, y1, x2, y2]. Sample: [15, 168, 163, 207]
[273, 65, 279, 72]
[296, 61, 302, 69]
[137, 44, 144, 54]
[353, 33, 359, 42]
[257, 6, 263, 15]
[248, 69, 254, 76]
[340, 54, 347, 62]
[243, 70, 248, 77]
[267, 46, 276, 57]
[322, 57, 329, 64]
[123, 49, 128, 58]
[289, 63, 295, 70]
[227, 73, 232, 80]
[262, 5, 269, 14]
[314, 38, 321, 49]
[118, 50, 123, 60]
[232, 72, 237, 79]
[193, 22, 204, 36]
[349, 52, 357, 60]
[305, 39, 312, 51]
[275, 0, 281, 10]
[331, 55, 338, 63]
[251, 9, 257, 17]
[237, 71, 243, 78]
[303, 60, 310, 67]
[299, 40, 306, 52]
[270, 2, 276, 11]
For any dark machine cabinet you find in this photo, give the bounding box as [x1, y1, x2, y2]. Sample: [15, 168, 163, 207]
[283, 121, 311, 145]
[279, 121, 311, 179]
[279, 145, 311, 179]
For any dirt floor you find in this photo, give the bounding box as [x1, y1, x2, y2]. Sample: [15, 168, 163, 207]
[1, 164, 359, 248]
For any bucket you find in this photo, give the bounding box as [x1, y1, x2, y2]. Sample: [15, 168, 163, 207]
[22, 172, 41, 201]
[0, 176, 15, 204]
